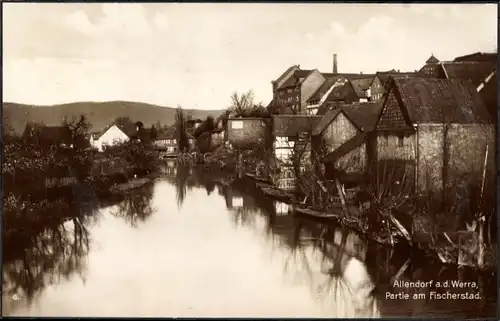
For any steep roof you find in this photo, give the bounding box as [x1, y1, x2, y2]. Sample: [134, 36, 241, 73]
[307, 75, 347, 103]
[312, 101, 384, 136]
[322, 73, 375, 80]
[273, 115, 322, 136]
[279, 69, 315, 89]
[441, 61, 496, 86]
[376, 71, 422, 87]
[95, 122, 138, 140]
[322, 133, 367, 163]
[274, 65, 299, 85]
[425, 54, 440, 64]
[453, 52, 497, 62]
[350, 78, 374, 98]
[391, 77, 492, 124]
[316, 100, 345, 116]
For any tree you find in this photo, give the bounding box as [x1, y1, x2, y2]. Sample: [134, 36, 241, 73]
[229, 90, 255, 117]
[194, 115, 216, 137]
[3, 108, 15, 139]
[150, 125, 159, 141]
[175, 105, 188, 152]
[205, 116, 215, 131]
[114, 117, 134, 129]
[62, 114, 91, 150]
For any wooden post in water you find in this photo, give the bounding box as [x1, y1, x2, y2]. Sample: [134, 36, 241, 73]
[237, 152, 243, 179]
[334, 178, 349, 218]
[477, 144, 488, 269]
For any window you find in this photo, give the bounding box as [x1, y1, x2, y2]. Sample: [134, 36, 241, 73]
[398, 134, 404, 147]
[231, 120, 243, 129]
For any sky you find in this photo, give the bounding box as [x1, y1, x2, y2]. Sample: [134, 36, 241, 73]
[3, 3, 498, 110]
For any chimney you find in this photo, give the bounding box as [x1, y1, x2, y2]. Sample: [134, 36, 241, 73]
[333, 54, 338, 74]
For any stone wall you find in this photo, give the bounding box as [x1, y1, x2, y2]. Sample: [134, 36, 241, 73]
[227, 118, 267, 150]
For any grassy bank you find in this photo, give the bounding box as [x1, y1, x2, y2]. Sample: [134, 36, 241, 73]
[3, 138, 161, 240]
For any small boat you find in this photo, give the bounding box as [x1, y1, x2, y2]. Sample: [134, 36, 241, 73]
[256, 181, 273, 188]
[244, 172, 272, 184]
[260, 186, 295, 203]
[293, 207, 342, 220]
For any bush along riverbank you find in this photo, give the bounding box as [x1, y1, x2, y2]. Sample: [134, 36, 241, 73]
[202, 143, 497, 272]
[288, 162, 498, 272]
[3, 138, 161, 240]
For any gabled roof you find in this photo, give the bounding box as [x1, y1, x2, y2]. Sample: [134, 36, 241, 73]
[375, 71, 422, 87]
[425, 54, 440, 64]
[390, 77, 492, 124]
[322, 73, 375, 80]
[322, 133, 366, 163]
[273, 65, 300, 85]
[453, 52, 497, 62]
[350, 78, 374, 98]
[273, 115, 322, 136]
[95, 122, 138, 140]
[279, 69, 315, 89]
[441, 61, 496, 86]
[316, 101, 344, 116]
[307, 75, 348, 103]
[312, 101, 384, 136]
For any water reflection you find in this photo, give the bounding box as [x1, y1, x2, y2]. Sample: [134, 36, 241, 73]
[3, 161, 496, 317]
[3, 217, 91, 314]
[111, 182, 155, 227]
[217, 174, 380, 317]
[279, 220, 379, 317]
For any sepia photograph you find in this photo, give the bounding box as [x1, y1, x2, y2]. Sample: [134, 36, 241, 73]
[2, 2, 498, 318]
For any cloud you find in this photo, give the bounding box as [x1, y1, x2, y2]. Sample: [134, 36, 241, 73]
[65, 4, 159, 38]
[153, 13, 169, 30]
[329, 22, 346, 37]
[357, 15, 394, 39]
[65, 10, 95, 35]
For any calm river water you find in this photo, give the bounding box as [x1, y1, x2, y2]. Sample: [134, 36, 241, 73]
[2, 161, 497, 318]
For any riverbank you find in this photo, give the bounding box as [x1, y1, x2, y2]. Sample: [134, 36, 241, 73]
[4, 167, 161, 243]
[240, 169, 497, 273]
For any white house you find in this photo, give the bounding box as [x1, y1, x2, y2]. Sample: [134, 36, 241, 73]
[90, 124, 131, 152]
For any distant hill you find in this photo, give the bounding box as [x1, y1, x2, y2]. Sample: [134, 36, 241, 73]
[3, 101, 225, 134]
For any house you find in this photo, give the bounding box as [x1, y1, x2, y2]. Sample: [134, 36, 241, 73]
[226, 117, 268, 150]
[89, 122, 140, 152]
[22, 125, 73, 148]
[305, 75, 359, 115]
[187, 133, 196, 152]
[269, 67, 327, 115]
[418, 52, 497, 122]
[153, 128, 177, 153]
[195, 128, 226, 153]
[453, 52, 497, 62]
[273, 115, 322, 164]
[350, 77, 374, 103]
[211, 128, 226, 148]
[272, 115, 321, 190]
[311, 101, 384, 183]
[186, 118, 203, 135]
[374, 77, 494, 197]
[305, 61, 375, 115]
[369, 70, 421, 101]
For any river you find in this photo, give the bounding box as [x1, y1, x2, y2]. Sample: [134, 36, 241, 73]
[2, 161, 497, 318]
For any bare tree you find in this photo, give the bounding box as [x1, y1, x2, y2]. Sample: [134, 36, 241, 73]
[62, 114, 91, 150]
[229, 90, 255, 117]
